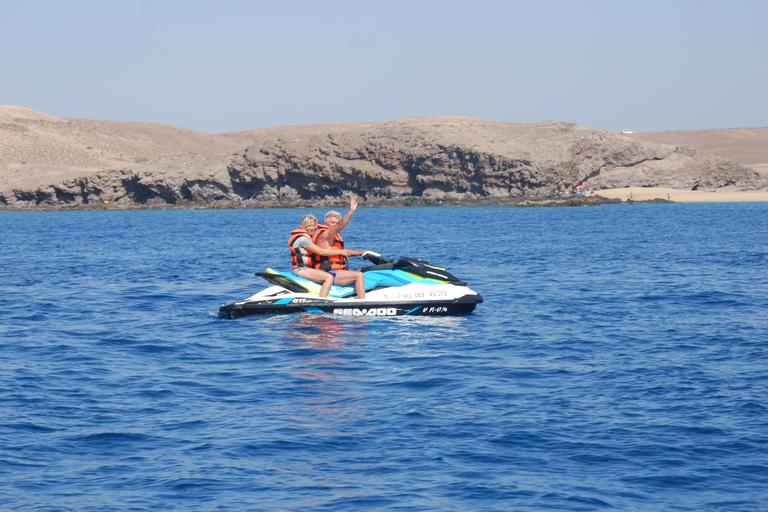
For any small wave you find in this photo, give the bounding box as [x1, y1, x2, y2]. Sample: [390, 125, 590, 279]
[66, 432, 157, 446]
[1, 422, 59, 433]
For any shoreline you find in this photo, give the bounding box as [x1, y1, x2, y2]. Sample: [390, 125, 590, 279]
[2, 188, 768, 212]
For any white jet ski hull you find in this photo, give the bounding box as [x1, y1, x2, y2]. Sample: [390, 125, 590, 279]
[220, 283, 482, 318]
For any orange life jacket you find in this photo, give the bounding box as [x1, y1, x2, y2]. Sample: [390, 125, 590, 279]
[312, 225, 348, 270]
[288, 229, 314, 269]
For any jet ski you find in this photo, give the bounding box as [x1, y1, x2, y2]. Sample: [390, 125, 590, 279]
[219, 252, 483, 319]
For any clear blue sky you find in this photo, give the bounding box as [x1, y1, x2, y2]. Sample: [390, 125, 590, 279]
[2, 0, 766, 134]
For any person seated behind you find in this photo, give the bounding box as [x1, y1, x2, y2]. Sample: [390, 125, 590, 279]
[312, 197, 367, 299]
[289, 214, 365, 298]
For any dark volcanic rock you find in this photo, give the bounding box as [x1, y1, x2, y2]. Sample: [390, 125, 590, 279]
[1, 112, 765, 209]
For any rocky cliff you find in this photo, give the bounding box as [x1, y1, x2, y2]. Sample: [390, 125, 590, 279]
[1, 107, 765, 209]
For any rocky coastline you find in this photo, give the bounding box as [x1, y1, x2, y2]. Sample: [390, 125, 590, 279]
[2, 107, 766, 210]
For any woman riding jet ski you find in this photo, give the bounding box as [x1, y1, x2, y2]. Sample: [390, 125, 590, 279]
[219, 251, 483, 319]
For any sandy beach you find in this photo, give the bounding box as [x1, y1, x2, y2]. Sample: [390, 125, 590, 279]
[595, 187, 768, 203]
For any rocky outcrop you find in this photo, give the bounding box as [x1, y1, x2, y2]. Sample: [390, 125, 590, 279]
[1, 111, 765, 209]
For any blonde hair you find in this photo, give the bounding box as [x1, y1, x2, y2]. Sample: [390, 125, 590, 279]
[299, 214, 318, 230]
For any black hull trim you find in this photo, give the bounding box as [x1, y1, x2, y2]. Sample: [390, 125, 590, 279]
[219, 296, 482, 319]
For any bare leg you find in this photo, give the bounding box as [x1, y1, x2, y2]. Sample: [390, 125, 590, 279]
[333, 270, 366, 299]
[296, 268, 334, 297]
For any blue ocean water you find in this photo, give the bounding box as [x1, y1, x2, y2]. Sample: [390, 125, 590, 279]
[1, 203, 767, 511]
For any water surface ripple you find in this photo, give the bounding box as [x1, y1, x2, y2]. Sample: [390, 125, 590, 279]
[1, 204, 767, 511]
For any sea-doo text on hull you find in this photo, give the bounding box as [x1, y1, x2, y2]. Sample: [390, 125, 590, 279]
[219, 253, 483, 319]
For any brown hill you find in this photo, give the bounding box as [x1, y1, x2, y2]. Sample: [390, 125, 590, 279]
[627, 128, 768, 170]
[0, 105, 248, 190]
[1, 106, 766, 209]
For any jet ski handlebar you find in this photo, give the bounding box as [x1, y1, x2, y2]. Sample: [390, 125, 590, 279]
[361, 251, 391, 265]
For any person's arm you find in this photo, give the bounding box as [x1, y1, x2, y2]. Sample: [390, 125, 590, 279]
[307, 243, 361, 257]
[334, 196, 357, 234]
[318, 197, 358, 244]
